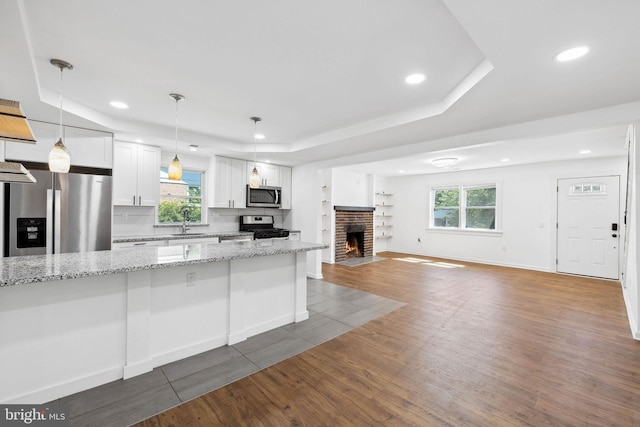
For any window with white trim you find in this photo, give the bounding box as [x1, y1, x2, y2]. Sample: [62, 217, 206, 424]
[431, 184, 498, 230]
[158, 168, 204, 224]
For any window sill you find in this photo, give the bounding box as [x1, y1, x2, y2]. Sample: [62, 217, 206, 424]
[426, 227, 503, 237]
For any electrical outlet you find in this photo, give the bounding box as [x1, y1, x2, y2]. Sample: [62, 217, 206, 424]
[187, 272, 196, 287]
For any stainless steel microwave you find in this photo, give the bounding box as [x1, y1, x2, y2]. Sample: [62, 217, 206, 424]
[246, 185, 282, 208]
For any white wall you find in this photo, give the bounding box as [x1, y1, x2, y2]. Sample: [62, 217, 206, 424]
[332, 169, 373, 207]
[622, 124, 639, 339]
[385, 157, 626, 272]
[291, 164, 323, 278]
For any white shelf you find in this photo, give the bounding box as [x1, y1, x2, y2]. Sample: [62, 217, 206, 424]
[375, 192, 393, 196]
[375, 235, 393, 239]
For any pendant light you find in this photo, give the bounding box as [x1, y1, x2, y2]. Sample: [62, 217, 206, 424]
[49, 59, 73, 173]
[249, 116, 261, 189]
[168, 93, 184, 181]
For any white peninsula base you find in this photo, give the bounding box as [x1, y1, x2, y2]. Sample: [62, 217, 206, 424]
[1, 250, 309, 404]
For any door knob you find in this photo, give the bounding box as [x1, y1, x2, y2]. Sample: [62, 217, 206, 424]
[612, 233, 618, 237]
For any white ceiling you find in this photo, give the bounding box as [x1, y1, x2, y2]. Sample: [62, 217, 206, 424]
[1, 0, 639, 173]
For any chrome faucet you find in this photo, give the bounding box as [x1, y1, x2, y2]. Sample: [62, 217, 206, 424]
[181, 208, 190, 234]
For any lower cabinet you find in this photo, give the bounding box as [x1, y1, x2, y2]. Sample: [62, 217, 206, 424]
[112, 240, 167, 250]
[112, 236, 221, 250]
[169, 237, 220, 245]
[288, 231, 301, 241]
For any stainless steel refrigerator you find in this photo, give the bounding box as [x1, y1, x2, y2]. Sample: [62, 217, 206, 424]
[4, 164, 112, 256]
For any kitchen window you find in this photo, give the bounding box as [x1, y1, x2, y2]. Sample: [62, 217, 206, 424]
[431, 184, 498, 231]
[158, 168, 203, 224]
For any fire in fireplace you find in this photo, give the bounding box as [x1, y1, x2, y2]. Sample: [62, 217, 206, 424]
[345, 224, 366, 258]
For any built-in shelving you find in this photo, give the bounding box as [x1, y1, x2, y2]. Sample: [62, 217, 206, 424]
[374, 191, 393, 240]
[321, 185, 332, 248]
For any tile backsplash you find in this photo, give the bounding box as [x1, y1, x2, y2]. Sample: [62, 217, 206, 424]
[112, 206, 288, 237]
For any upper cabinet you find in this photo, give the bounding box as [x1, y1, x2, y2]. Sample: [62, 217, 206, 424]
[280, 166, 292, 209]
[113, 141, 160, 206]
[208, 156, 247, 208]
[246, 161, 280, 187]
[4, 121, 113, 169]
[209, 156, 292, 209]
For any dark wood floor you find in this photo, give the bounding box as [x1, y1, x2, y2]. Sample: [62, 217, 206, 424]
[136, 252, 640, 426]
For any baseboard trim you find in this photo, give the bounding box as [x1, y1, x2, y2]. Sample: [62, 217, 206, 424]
[621, 283, 640, 340]
[384, 248, 550, 273]
[151, 336, 228, 369]
[6, 367, 123, 404]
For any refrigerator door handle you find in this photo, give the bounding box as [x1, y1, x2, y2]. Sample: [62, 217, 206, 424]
[54, 190, 61, 254]
[46, 189, 54, 255]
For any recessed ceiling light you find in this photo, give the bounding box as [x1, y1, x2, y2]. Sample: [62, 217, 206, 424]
[431, 157, 458, 168]
[265, 160, 271, 163]
[189, 145, 198, 152]
[398, 170, 405, 174]
[579, 149, 592, 154]
[254, 133, 265, 140]
[501, 158, 510, 162]
[134, 138, 143, 143]
[405, 73, 426, 85]
[110, 101, 129, 109]
[555, 46, 589, 62]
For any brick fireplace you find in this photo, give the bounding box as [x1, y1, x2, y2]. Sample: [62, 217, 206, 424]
[334, 206, 375, 263]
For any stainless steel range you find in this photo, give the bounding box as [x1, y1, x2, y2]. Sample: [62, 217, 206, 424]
[239, 215, 289, 239]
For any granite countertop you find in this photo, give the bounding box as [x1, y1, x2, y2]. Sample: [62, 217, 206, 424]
[113, 231, 254, 243]
[0, 240, 328, 287]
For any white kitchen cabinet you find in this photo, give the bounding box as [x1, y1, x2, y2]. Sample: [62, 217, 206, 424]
[169, 236, 220, 245]
[288, 231, 300, 241]
[113, 141, 160, 206]
[4, 121, 113, 169]
[246, 161, 280, 187]
[112, 240, 167, 250]
[208, 156, 246, 208]
[280, 165, 292, 209]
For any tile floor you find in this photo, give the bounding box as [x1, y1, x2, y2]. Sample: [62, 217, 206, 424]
[53, 279, 405, 427]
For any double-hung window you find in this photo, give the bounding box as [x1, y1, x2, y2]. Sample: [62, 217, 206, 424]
[158, 168, 204, 224]
[431, 184, 498, 231]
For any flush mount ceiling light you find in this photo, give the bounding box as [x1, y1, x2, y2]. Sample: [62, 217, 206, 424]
[405, 73, 426, 85]
[168, 93, 184, 181]
[109, 101, 129, 109]
[249, 117, 262, 189]
[555, 46, 589, 62]
[431, 157, 459, 168]
[189, 144, 198, 152]
[49, 59, 73, 173]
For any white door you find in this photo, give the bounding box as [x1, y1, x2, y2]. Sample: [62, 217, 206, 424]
[557, 176, 620, 279]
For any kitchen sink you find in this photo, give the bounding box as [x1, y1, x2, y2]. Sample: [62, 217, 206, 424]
[170, 233, 207, 236]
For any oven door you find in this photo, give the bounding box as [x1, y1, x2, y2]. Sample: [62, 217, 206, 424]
[246, 185, 281, 208]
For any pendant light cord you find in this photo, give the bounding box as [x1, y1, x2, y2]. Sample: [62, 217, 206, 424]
[175, 97, 179, 153]
[59, 66, 64, 140]
[253, 120, 257, 167]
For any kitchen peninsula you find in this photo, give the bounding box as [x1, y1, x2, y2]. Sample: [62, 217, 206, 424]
[0, 239, 326, 404]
